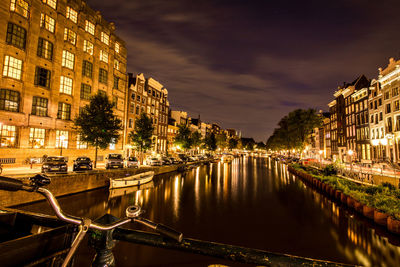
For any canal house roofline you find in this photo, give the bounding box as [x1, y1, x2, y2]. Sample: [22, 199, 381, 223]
[378, 58, 400, 85]
[328, 100, 336, 107]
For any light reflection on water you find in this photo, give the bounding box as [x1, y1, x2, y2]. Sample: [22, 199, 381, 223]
[19, 157, 400, 266]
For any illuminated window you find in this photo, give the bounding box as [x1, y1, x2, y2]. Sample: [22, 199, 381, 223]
[0, 89, 20, 112]
[29, 128, 45, 148]
[80, 83, 91, 100]
[37, 38, 53, 60]
[83, 40, 93, 55]
[0, 124, 17, 148]
[101, 32, 109, 45]
[56, 130, 68, 148]
[99, 68, 108, 84]
[34, 67, 51, 88]
[42, 0, 56, 9]
[82, 60, 93, 78]
[66, 6, 77, 23]
[64, 28, 76, 45]
[40, 13, 55, 33]
[57, 102, 71, 120]
[100, 50, 108, 63]
[6, 23, 26, 50]
[3, 56, 22, 80]
[60, 76, 73, 95]
[115, 42, 120, 53]
[62, 50, 74, 69]
[10, 0, 29, 18]
[32, 96, 48, 116]
[114, 59, 119, 70]
[76, 134, 87, 149]
[85, 20, 95, 35]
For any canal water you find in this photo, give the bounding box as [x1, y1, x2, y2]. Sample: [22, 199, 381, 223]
[20, 156, 400, 266]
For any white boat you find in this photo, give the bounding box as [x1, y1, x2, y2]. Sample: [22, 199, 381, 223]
[109, 171, 154, 189]
[109, 181, 154, 198]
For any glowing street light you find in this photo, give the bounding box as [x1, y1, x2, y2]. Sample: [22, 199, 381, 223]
[348, 149, 353, 172]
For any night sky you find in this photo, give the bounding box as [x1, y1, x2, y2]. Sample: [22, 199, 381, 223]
[87, 0, 400, 141]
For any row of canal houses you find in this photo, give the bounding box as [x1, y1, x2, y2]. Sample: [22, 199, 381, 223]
[310, 58, 400, 166]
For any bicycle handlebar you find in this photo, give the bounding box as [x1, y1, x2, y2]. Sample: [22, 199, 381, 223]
[0, 175, 183, 242]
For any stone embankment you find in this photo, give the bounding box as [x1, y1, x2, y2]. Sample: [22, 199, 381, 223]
[1, 163, 203, 207]
[288, 165, 400, 236]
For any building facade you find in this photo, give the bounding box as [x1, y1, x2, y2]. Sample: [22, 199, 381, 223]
[126, 73, 169, 156]
[0, 0, 127, 164]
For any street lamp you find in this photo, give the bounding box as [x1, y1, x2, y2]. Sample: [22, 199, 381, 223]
[60, 135, 66, 156]
[348, 149, 353, 172]
[319, 150, 323, 164]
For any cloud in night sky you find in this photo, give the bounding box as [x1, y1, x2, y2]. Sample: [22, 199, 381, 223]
[87, 0, 400, 141]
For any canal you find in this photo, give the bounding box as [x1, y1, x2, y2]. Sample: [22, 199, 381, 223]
[20, 156, 400, 266]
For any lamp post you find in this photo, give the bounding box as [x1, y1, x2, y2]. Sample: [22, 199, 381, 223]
[319, 150, 323, 165]
[348, 149, 353, 172]
[60, 135, 66, 156]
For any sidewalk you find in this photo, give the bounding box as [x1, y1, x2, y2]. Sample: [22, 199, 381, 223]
[1, 162, 106, 176]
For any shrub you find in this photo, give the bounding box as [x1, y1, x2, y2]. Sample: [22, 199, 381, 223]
[323, 164, 337, 176]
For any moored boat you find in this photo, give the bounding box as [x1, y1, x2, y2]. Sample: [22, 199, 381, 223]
[109, 171, 154, 189]
[109, 181, 154, 198]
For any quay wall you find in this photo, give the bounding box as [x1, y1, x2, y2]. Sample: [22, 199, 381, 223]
[1, 165, 182, 207]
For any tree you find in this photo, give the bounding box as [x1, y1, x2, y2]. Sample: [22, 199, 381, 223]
[128, 113, 154, 164]
[191, 131, 203, 152]
[241, 137, 255, 151]
[204, 133, 217, 151]
[74, 93, 122, 167]
[216, 133, 227, 150]
[256, 141, 266, 150]
[228, 138, 238, 150]
[174, 124, 192, 151]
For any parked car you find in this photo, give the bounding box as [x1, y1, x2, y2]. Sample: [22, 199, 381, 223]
[178, 154, 189, 162]
[146, 157, 162, 166]
[125, 157, 139, 168]
[42, 156, 68, 173]
[73, 157, 93, 171]
[105, 153, 124, 169]
[169, 157, 182, 164]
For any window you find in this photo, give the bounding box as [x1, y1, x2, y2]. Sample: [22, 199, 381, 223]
[76, 134, 87, 149]
[60, 76, 73, 95]
[83, 40, 93, 55]
[37, 38, 53, 60]
[396, 116, 400, 131]
[137, 95, 140, 102]
[378, 98, 382, 106]
[115, 42, 120, 53]
[29, 128, 45, 148]
[393, 87, 399, 97]
[129, 119, 133, 128]
[10, 0, 29, 18]
[34, 67, 51, 88]
[136, 106, 139, 115]
[385, 91, 390, 100]
[387, 117, 393, 133]
[112, 96, 118, 109]
[99, 68, 108, 84]
[129, 102, 134, 113]
[101, 32, 109, 45]
[85, 20, 95, 35]
[62, 50, 74, 69]
[42, 0, 56, 9]
[66, 6, 77, 23]
[0, 89, 20, 112]
[114, 59, 120, 70]
[31, 96, 48, 116]
[82, 60, 93, 78]
[98, 90, 107, 97]
[386, 103, 391, 114]
[113, 76, 119, 89]
[40, 13, 55, 33]
[0, 124, 17, 148]
[3, 55, 22, 79]
[64, 28, 76, 45]
[80, 83, 91, 100]
[380, 112, 383, 121]
[57, 102, 71, 120]
[395, 100, 400, 112]
[6, 23, 26, 50]
[100, 50, 108, 63]
[56, 130, 68, 148]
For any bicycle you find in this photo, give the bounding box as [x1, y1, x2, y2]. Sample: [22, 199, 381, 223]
[0, 174, 182, 267]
